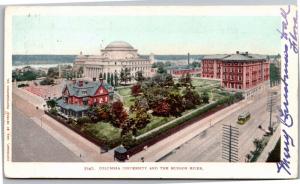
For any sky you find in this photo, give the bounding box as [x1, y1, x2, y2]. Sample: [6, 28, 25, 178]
[12, 15, 281, 55]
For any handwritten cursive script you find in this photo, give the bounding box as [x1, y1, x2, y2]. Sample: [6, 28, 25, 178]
[276, 5, 297, 176]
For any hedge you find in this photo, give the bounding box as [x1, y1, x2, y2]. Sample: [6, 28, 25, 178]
[125, 95, 240, 156]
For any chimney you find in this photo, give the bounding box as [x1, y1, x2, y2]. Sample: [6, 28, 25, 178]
[79, 80, 83, 87]
[93, 77, 96, 81]
[187, 53, 190, 65]
[236, 51, 239, 54]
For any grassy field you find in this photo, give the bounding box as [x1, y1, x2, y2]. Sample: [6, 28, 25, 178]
[117, 87, 131, 96]
[83, 122, 121, 142]
[123, 96, 135, 107]
[115, 78, 229, 136]
[136, 115, 175, 136]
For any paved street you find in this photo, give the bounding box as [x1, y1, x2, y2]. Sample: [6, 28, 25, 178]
[12, 107, 82, 162]
[12, 87, 114, 162]
[159, 87, 280, 162]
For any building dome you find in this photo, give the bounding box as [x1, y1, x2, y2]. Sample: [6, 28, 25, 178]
[105, 41, 134, 50]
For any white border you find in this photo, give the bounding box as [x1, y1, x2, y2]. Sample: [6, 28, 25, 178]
[3, 5, 299, 179]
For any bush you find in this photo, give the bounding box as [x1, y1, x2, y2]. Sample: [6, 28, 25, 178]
[40, 77, 55, 85]
[77, 116, 92, 126]
[17, 83, 29, 88]
[122, 132, 137, 149]
[131, 84, 142, 96]
[49, 108, 58, 115]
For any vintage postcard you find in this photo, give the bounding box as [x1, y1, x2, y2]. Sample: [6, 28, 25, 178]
[3, 5, 299, 179]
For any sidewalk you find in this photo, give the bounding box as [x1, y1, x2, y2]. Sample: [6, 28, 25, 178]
[257, 126, 281, 162]
[128, 99, 252, 162]
[13, 91, 114, 162]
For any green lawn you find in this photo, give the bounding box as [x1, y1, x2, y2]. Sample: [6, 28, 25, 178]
[117, 87, 132, 96]
[123, 96, 135, 108]
[136, 115, 175, 136]
[83, 122, 121, 142]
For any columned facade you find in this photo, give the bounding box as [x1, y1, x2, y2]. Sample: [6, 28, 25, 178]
[74, 41, 154, 81]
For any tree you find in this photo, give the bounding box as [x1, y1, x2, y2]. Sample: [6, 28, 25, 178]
[152, 74, 164, 86]
[104, 73, 106, 80]
[114, 73, 119, 86]
[190, 61, 200, 68]
[131, 84, 142, 96]
[253, 138, 263, 152]
[167, 92, 184, 117]
[120, 68, 131, 85]
[201, 91, 209, 104]
[164, 73, 174, 86]
[183, 87, 201, 109]
[185, 73, 192, 85]
[152, 99, 170, 117]
[135, 71, 145, 82]
[99, 73, 103, 79]
[97, 103, 111, 122]
[270, 63, 280, 84]
[179, 73, 192, 86]
[86, 106, 100, 123]
[234, 92, 244, 101]
[107, 72, 111, 84]
[47, 67, 59, 79]
[128, 108, 151, 135]
[157, 66, 167, 74]
[111, 100, 128, 128]
[110, 74, 114, 86]
[121, 132, 136, 149]
[130, 96, 149, 112]
[46, 99, 57, 109]
[40, 77, 55, 85]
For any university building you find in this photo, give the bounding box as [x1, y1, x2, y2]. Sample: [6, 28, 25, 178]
[165, 65, 201, 77]
[56, 79, 114, 118]
[74, 41, 154, 81]
[201, 51, 270, 97]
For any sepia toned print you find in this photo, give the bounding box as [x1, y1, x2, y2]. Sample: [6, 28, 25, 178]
[3, 5, 298, 178]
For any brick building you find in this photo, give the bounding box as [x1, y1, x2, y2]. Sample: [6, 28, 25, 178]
[56, 79, 114, 118]
[201, 51, 270, 96]
[165, 65, 201, 77]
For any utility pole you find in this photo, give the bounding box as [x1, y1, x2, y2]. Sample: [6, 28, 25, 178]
[267, 92, 277, 134]
[222, 124, 239, 162]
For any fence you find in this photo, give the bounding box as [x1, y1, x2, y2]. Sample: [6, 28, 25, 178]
[44, 111, 110, 151]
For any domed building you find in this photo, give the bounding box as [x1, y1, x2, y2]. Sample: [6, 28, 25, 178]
[74, 41, 154, 81]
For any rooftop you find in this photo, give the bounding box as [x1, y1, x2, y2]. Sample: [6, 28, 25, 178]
[203, 52, 267, 62]
[63, 80, 114, 98]
[56, 98, 89, 112]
